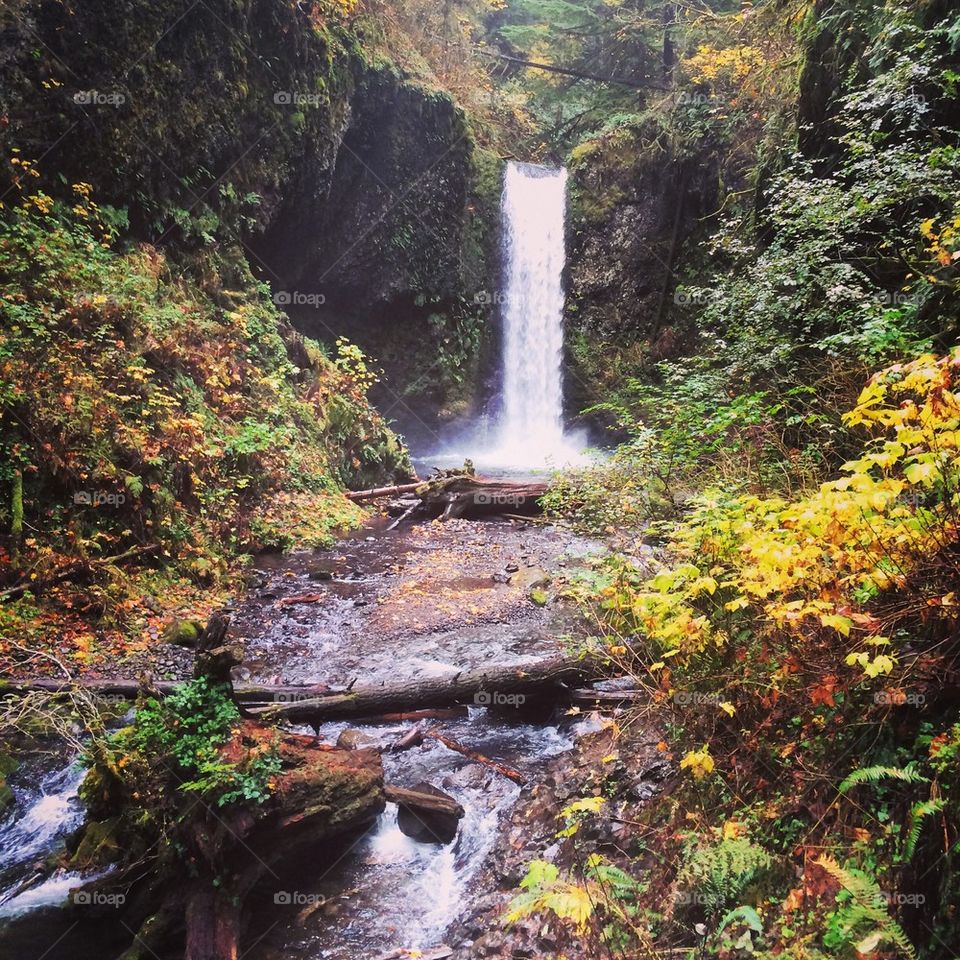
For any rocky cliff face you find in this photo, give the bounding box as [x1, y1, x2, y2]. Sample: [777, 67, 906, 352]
[562, 118, 719, 418]
[0, 0, 499, 439]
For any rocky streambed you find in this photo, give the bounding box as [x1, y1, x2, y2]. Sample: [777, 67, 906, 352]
[0, 512, 667, 960]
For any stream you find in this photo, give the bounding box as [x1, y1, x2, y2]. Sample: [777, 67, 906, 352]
[234, 515, 602, 959]
[0, 514, 604, 959]
[0, 159, 600, 958]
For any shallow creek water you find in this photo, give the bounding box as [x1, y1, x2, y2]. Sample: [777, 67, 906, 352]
[0, 515, 603, 958]
[234, 515, 603, 958]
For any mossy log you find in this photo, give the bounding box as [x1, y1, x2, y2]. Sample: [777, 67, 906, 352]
[417, 476, 548, 519]
[74, 726, 385, 960]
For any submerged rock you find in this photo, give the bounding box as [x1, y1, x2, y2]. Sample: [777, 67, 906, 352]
[337, 728, 378, 751]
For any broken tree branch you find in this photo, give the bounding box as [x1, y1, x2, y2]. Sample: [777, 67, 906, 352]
[423, 729, 526, 784]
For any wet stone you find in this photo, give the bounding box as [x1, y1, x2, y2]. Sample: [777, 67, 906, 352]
[337, 728, 379, 750]
[395, 781, 461, 845]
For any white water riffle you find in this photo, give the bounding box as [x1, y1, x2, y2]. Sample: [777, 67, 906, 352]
[0, 758, 90, 917]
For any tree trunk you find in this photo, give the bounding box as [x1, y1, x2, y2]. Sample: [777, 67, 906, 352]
[247, 656, 605, 724]
[185, 885, 242, 960]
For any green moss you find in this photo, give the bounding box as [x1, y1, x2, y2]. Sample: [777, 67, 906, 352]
[161, 619, 204, 648]
[0, 197, 406, 616]
[70, 816, 124, 869]
[0, 754, 16, 816]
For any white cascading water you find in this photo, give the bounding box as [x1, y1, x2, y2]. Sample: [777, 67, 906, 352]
[492, 161, 581, 467]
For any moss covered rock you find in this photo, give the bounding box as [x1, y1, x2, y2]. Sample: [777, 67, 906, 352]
[0, 752, 17, 816]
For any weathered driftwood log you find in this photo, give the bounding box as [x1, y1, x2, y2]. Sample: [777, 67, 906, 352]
[346, 474, 548, 520]
[416, 475, 548, 520]
[247, 656, 606, 724]
[346, 480, 424, 502]
[5, 677, 650, 718]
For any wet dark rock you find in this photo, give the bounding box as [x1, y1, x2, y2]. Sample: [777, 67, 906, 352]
[492, 571, 512, 584]
[309, 569, 334, 581]
[396, 781, 461, 844]
[639, 758, 672, 782]
[505, 563, 520, 574]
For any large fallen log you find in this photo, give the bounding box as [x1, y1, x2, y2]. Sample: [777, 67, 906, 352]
[6, 673, 646, 719]
[346, 473, 548, 519]
[416, 475, 548, 520]
[247, 655, 606, 724]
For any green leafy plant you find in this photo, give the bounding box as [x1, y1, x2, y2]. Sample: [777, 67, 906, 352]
[112, 677, 280, 808]
[676, 836, 774, 918]
[819, 856, 917, 960]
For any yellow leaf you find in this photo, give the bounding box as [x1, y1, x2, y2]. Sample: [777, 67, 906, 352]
[820, 613, 852, 636]
[679, 746, 715, 780]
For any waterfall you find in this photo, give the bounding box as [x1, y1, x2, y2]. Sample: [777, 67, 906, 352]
[419, 160, 588, 474]
[492, 161, 579, 467]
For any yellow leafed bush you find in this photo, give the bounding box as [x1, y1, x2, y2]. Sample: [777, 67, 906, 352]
[600, 350, 960, 680]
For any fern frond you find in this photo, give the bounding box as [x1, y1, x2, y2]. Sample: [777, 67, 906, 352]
[903, 798, 945, 861]
[816, 856, 917, 960]
[839, 764, 927, 794]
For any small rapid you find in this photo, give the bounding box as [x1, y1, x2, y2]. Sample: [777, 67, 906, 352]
[0, 756, 88, 918]
[243, 711, 589, 959]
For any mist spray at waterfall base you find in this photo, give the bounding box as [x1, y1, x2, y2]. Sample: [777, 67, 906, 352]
[423, 161, 592, 475]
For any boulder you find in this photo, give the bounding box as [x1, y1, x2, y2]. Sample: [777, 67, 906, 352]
[396, 781, 462, 844]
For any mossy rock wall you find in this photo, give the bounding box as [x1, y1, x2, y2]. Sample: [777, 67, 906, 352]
[0, 0, 500, 430]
